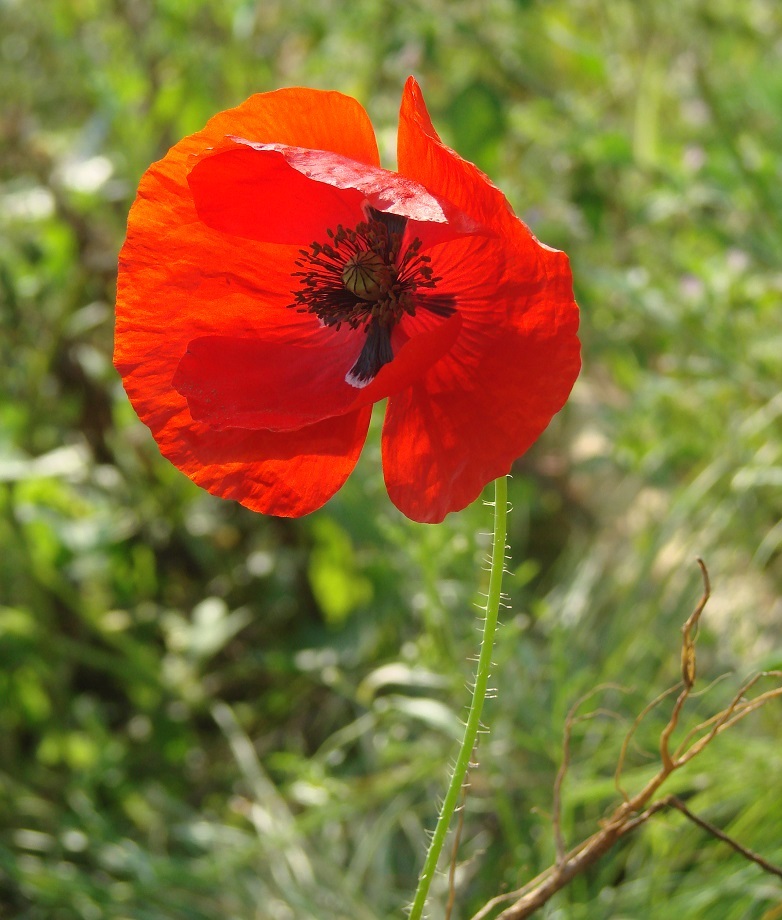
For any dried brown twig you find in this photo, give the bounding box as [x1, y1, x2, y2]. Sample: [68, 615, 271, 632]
[553, 688, 627, 864]
[470, 560, 782, 920]
[623, 796, 782, 881]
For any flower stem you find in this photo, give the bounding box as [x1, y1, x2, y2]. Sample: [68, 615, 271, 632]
[409, 475, 509, 919]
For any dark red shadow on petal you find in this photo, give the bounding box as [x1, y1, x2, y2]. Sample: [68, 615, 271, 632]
[173, 311, 462, 432]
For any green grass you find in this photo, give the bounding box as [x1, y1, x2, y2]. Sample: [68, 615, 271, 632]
[1, 1, 781, 917]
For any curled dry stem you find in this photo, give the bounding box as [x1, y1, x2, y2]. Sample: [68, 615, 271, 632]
[470, 560, 782, 920]
[554, 694, 626, 864]
[620, 796, 782, 880]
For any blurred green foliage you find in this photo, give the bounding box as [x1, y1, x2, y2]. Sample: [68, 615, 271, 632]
[1, 0, 781, 917]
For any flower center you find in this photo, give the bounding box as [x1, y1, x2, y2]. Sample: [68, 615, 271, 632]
[289, 207, 455, 387]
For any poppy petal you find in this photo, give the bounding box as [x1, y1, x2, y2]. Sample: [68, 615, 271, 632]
[397, 77, 540, 261]
[115, 88, 379, 513]
[127, 351, 372, 515]
[384, 79, 581, 522]
[205, 87, 381, 165]
[382, 245, 581, 523]
[187, 138, 481, 246]
[172, 310, 462, 431]
[403, 229, 531, 395]
[117, 88, 382, 380]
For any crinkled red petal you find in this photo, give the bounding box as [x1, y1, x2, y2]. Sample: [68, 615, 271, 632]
[133, 363, 372, 516]
[205, 87, 381, 165]
[383, 246, 580, 523]
[383, 80, 582, 523]
[398, 77, 543, 264]
[115, 88, 380, 513]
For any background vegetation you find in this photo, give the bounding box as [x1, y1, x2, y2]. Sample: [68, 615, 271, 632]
[1, 0, 781, 917]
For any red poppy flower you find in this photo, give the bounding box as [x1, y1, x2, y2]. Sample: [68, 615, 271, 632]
[115, 78, 580, 523]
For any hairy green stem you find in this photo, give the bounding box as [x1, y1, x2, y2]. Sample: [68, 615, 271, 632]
[409, 475, 509, 919]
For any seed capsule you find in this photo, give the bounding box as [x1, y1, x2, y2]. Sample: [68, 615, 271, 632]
[342, 250, 385, 300]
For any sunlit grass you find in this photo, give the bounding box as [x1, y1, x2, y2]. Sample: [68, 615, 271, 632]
[1, 1, 780, 917]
